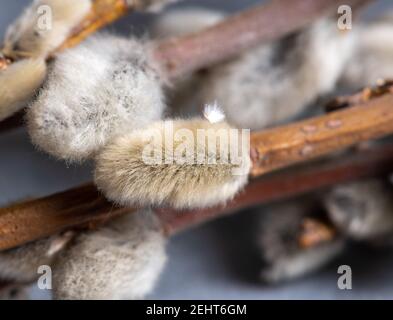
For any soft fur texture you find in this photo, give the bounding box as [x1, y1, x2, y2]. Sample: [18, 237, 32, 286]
[324, 179, 393, 240]
[200, 19, 355, 130]
[95, 117, 251, 209]
[0, 236, 56, 283]
[151, 8, 226, 117]
[340, 19, 393, 88]
[53, 210, 167, 300]
[27, 34, 165, 162]
[258, 201, 345, 283]
[3, 0, 91, 59]
[0, 58, 46, 121]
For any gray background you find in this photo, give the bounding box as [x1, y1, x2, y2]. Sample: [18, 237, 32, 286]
[1, 0, 393, 300]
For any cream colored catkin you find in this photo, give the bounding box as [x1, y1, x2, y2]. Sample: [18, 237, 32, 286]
[95, 111, 251, 209]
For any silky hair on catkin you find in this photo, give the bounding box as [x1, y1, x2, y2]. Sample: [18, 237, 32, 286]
[27, 34, 166, 162]
[0, 58, 46, 121]
[52, 210, 167, 300]
[95, 106, 251, 209]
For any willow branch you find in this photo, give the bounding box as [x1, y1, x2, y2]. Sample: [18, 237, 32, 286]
[1, 0, 369, 71]
[250, 93, 393, 176]
[154, 0, 371, 79]
[0, 0, 382, 251]
[1, 138, 393, 251]
[55, 0, 132, 54]
[56, 0, 180, 52]
[0, 185, 130, 250]
[0, 0, 372, 127]
[326, 79, 393, 112]
[2, 77, 393, 249]
[297, 217, 337, 248]
[159, 143, 393, 234]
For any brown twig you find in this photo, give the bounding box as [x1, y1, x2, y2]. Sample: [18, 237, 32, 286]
[326, 79, 393, 112]
[2, 141, 393, 251]
[154, 0, 371, 79]
[0, 184, 129, 250]
[297, 217, 337, 248]
[250, 93, 393, 176]
[2, 79, 393, 249]
[0, 0, 382, 251]
[160, 143, 393, 234]
[55, 0, 130, 54]
[2, 74, 393, 249]
[0, 0, 369, 72]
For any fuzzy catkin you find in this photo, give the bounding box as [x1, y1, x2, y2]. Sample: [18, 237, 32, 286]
[324, 179, 393, 240]
[3, 0, 91, 59]
[258, 201, 345, 283]
[151, 8, 226, 117]
[27, 34, 165, 162]
[0, 58, 46, 121]
[340, 18, 393, 88]
[0, 236, 57, 283]
[200, 19, 355, 130]
[95, 117, 251, 209]
[52, 210, 167, 300]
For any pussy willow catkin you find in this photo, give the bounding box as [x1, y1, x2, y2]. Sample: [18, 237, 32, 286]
[258, 201, 345, 283]
[53, 210, 166, 300]
[324, 179, 393, 240]
[199, 19, 355, 130]
[95, 106, 251, 209]
[340, 16, 393, 88]
[0, 0, 91, 121]
[0, 58, 46, 121]
[28, 34, 165, 162]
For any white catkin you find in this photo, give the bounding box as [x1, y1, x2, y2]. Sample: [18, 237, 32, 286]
[151, 8, 226, 117]
[324, 179, 393, 240]
[200, 19, 355, 130]
[52, 210, 167, 300]
[0, 58, 47, 121]
[27, 34, 166, 162]
[258, 201, 345, 283]
[3, 0, 91, 59]
[340, 17, 393, 89]
[95, 117, 251, 209]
